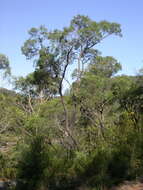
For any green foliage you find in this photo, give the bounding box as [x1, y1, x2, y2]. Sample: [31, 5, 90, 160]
[89, 56, 122, 77]
[0, 54, 10, 71]
[0, 54, 11, 78]
[2, 14, 143, 190]
[16, 136, 49, 190]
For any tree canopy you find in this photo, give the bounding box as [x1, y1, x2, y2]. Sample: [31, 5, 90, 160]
[1, 15, 143, 190]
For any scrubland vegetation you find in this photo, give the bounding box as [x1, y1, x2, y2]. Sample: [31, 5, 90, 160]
[0, 15, 143, 190]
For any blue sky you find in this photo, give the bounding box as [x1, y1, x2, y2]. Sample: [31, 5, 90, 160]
[1, 0, 143, 88]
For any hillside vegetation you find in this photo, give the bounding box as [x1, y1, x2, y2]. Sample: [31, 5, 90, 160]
[0, 15, 143, 190]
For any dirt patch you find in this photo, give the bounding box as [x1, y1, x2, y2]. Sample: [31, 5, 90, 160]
[111, 181, 143, 190]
